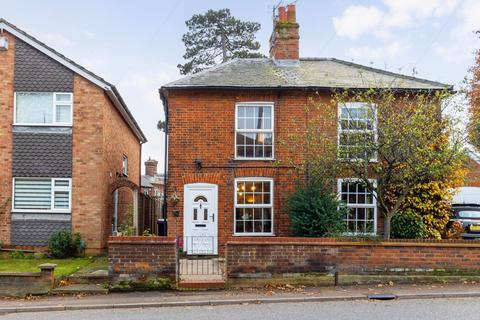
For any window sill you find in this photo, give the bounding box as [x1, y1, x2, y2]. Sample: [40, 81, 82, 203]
[12, 210, 71, 214]
[234, 158, 276, 161]
[13, 123, 72, 127]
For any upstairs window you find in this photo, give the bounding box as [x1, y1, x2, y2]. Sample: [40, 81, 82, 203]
[235, 103, 274, 159]
[15, 92, 73, 125]
[338, 102, 377, 161]
[122, 155, 128, 176]
[13, 178, 71, 212]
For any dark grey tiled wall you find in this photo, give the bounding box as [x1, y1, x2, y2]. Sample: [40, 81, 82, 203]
[14, 39, 74, 92]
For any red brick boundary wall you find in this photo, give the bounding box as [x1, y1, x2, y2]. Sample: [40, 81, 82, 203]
[226, 238, 480, 277]
[0, 263, 55, 297]
[108, 236, 177, 285]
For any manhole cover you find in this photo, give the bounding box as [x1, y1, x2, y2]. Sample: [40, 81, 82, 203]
[367, 294, 397, 300]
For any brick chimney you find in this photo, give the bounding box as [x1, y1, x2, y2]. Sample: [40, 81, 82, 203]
[269, 4, 300, 61]
[144, 157, 158, 177]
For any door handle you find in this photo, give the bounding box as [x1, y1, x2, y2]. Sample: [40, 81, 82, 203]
[210, 213, 215, 222]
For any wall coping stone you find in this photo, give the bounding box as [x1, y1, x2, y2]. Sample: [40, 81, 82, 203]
[108, 236, 176, 245]
[226, 237, 480, 248]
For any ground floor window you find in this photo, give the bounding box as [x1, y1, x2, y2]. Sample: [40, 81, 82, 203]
[13, 178, 71, 212]
[338, 178, 377, 234]
[234, 178, 273, 235]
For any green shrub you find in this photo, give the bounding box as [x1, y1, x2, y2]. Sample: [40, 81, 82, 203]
[48, 230, 86, 258]
[8, 250, 25, 259]
[288, 183, 346, 237]
[391, 210, 426, 239]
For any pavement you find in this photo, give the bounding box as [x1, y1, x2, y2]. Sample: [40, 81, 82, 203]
[1, 282, 480, 315]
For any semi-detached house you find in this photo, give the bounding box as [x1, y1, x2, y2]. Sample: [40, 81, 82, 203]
[159, 4, 451, 254]
[0, 19, 146, 253]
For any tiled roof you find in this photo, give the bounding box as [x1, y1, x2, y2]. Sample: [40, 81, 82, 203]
[163, 58, 451, 90]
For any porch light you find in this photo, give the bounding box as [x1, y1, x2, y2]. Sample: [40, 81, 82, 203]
[251, 185, 256, 191]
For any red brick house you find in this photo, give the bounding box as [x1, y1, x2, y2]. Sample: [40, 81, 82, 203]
[0, 19, 147, 253]
[159, 4, 451, 254]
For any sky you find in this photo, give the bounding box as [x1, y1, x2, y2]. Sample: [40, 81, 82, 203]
[1, 0, 479, 173]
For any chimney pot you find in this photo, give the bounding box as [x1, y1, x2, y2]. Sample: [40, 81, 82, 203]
[286, 4, 296, 22]
[278, 6, 287, 22]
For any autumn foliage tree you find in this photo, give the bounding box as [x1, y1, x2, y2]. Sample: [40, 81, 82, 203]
[280, 88, 466, 239]
[335, 89, 465, 239]
[468, 32, 480, 149]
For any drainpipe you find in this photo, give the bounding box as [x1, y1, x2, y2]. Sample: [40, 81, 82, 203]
[160, 89, 169, 223]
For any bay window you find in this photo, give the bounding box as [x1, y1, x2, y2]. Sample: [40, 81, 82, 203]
[15, 92, 73, 125]
[13, 178, 72, 212]
[234, 178, 273, 235]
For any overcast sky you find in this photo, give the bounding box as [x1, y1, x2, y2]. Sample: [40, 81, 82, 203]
[1, 0, 479, 173]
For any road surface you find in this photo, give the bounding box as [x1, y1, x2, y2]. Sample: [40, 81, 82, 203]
[3, 297, 480, 320]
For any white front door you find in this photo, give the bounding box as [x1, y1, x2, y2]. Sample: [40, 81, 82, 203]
[183, 183, 218, 255]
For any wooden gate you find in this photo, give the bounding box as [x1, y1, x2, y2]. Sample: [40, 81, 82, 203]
[138, 193, 162, 235]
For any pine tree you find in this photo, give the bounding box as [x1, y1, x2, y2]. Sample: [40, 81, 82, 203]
[177, 9, 265, 75]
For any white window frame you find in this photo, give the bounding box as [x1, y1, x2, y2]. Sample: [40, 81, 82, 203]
[337, 102, 377, 162]
[234, 177, 274, 236]
[13, 92, 73, 126]
[122, 155, 128, 176]
[235, 102, 274, 160]
[12, 177, 72, 213]
[337, 178, 377, 235]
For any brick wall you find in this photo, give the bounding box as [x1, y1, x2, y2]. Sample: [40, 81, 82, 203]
[0, 32, 15, 245]
[166, 89, 384, 243]
[108, 236, 177, 285]
[73, 75, 141, 253]
[227, 238, 480, 277]
[0, 264, 55, 297]
[464, 157, 480, 187]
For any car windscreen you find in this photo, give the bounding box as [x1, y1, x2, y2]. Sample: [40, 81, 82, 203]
[457, 210, 480, 218]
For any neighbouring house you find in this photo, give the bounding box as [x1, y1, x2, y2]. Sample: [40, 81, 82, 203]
[0, 19, 147, 253]
[141, 158, 165, 199]
[159, 4, 452, 255]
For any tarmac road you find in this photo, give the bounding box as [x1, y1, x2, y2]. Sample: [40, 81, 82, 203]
[2, 297, 480, 320]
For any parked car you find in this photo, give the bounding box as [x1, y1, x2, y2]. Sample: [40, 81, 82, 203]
[450, 204, 480, 239]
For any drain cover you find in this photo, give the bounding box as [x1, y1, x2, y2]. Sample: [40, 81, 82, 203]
[367, 294, 397, 300]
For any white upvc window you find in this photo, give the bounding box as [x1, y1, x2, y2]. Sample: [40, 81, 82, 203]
[234, 177, 273, 235]
[14, 92, 73, 126]
[338, 102, 377, 161]
[13, 178, 72, 213]
[235, 102, 274, 160]
[122, 155, 128, 176]
[338, 178, 377, 235]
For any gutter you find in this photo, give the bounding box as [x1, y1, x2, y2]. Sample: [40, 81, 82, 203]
[161, 85, 454, 94]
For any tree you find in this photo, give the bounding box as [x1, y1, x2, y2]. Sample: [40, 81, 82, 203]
[333, 89, 466, 239]
[288, 182, 346, 237]
[468, 31, 480, 149]
[278, 89, 466, 239]
[177, 9, 265, 75]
